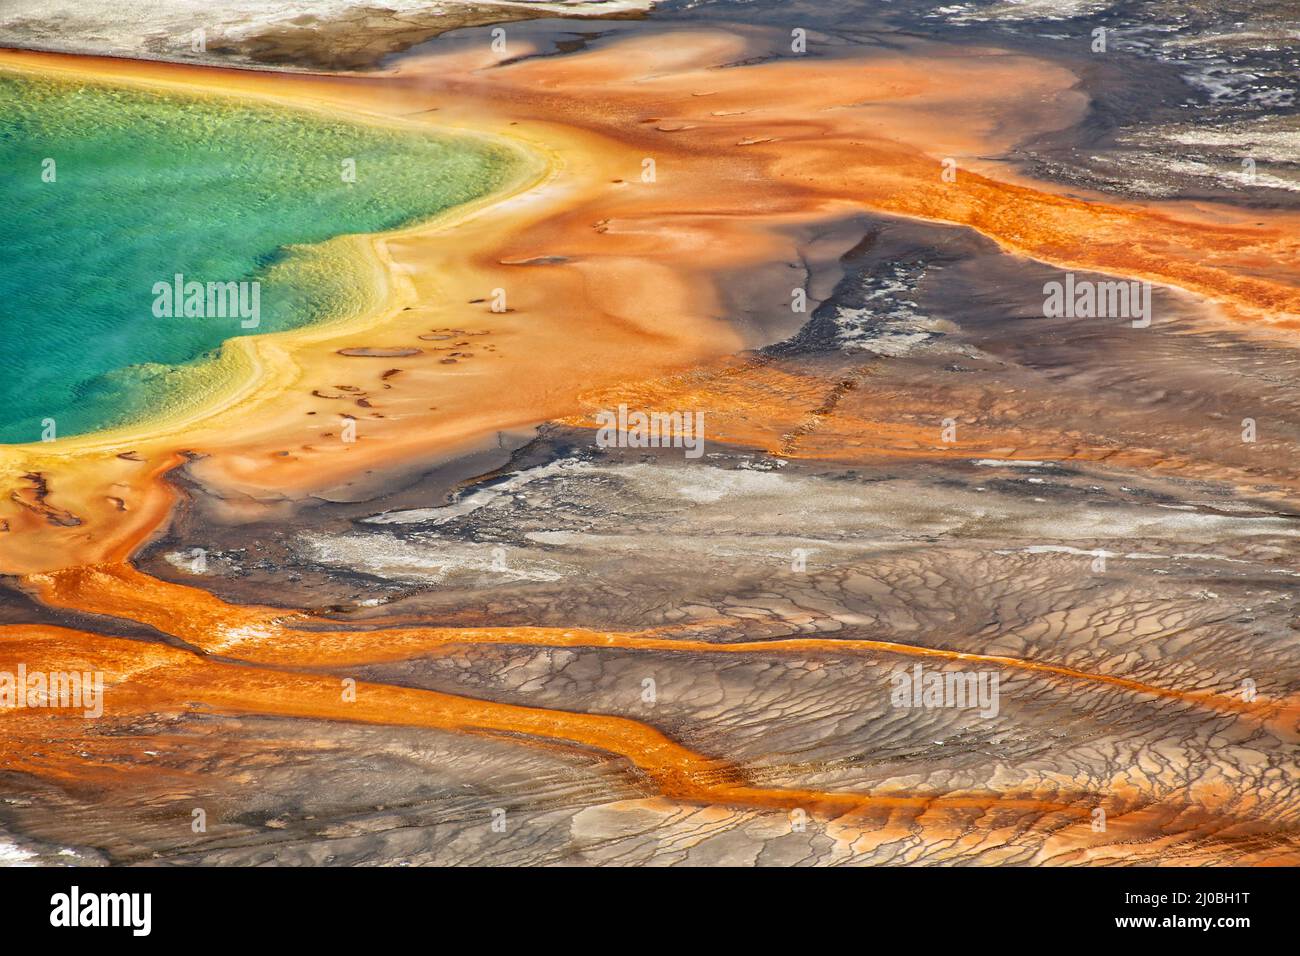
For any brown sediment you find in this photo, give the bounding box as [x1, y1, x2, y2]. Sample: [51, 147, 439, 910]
[9, 472, 82, 528]
[336, 347, 422, 357]
[0, 30, 1298, 856]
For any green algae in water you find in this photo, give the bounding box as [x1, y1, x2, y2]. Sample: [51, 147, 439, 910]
[0, 71, 520, 444]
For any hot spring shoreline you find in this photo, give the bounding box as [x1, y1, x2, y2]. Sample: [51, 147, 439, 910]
[0, 49, 550, 454]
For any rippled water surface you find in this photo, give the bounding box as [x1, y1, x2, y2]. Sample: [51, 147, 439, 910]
[0, 71, 518, 443]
